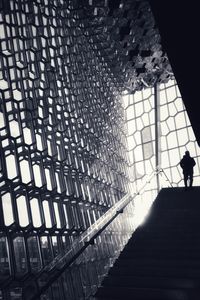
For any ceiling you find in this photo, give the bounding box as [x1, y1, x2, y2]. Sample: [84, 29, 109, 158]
[81, 0, 173, 92]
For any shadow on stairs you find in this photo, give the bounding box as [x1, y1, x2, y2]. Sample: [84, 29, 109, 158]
[93, 187, 200, 300]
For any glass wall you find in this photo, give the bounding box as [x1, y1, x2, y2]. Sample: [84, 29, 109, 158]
[159, 80, 200, 186]
[0, 1, 131, 298]
[124, 87, 155, 182]
[124, 79, 200, 188]
[0, 0, 199, 298]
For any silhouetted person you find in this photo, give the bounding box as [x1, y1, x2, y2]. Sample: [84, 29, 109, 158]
[180, 151, 196, 189]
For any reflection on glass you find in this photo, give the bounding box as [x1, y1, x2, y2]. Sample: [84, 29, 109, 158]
[9, 287, 22, 300]
[0, 237, 10, 276]
[52, 236, 59, 256]
[40, 236, 53, 265]
[13, 237, 27, 275]
[27, 236, 42, 272]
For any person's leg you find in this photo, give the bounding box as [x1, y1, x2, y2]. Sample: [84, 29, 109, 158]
[184, 173, 188, 188]
[189, 172, 193, 187]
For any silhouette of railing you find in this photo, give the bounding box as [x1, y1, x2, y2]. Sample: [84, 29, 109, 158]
[159, 168, 174, 188]
[21, 168, 170, 300]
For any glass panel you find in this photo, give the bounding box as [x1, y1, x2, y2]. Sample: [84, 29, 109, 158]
[166, 85, 176, 101]
[27, 236, 42, 272]
[42, 201, 52, 228]
[9, 287, 22, 300]
[141, 126, 152, 143]
[16, 196, 29, 227]
[51, 236, 59, 256]
[13, 237, 27, 275]
[23, 128, 33, 145]
[2, 193, 14, 226]
[36, 134, 44, 151]
[124, 78, 200, 188]
[40, 236, 53, 265]
[30, 198, 42, 228]
[9, 120, 20, 137]
[33, 165, 43, 187]
[0, 237, 10, 277]
[55, 173, 61, 193]
[143, 142, 154, 159]
[53, 202, 61, 229]
[45, 169, 52, 191]
[5, 154, 18, 179]
[63, 204, 70, 229]
[19, 159, 31, 184]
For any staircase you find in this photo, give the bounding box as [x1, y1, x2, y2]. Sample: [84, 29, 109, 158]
[94, 187, 200, 300]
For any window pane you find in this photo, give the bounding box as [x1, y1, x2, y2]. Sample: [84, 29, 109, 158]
[17, 196, 29, 227]
[30, 198, 42, 228]
[2, 193, 14, 226]
[27, 236, 42, 272]
[42, 201, 52, 228]
[13, 237, 27, 275]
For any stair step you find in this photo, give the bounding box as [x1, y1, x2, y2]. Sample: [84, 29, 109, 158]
[94, 286, 200, 300]
[124, 244, 200, 251]
[123, 247, 200, 254]
[119, 252, 200, 260]
[125, 240, 200, 247]
[114, 258, 200, 269]
[109, 265, 200, 278]
[102, 275, 200, 289]
[139, 226, 200, 233]
[129, 233, 200, 242]
[94, 188, 200, 300]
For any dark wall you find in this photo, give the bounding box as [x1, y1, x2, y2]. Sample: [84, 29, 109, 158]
[149, 1, 200, 146]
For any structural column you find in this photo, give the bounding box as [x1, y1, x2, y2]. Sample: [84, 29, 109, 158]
[154, 83, 161, 192]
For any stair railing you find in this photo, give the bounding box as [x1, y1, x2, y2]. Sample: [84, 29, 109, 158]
[158, 168, 174, 188]
[22, 168, 169, 299]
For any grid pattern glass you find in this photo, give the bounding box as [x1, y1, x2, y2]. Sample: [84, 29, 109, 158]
[160, 80, 200, 186]
[0, 1, 131, 297]
[125, 79, 200, 188]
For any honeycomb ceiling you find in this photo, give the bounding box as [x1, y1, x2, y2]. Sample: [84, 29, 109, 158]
[79, 0, 173, 93]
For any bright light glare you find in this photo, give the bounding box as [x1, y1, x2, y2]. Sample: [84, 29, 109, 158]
[133, 195, 153, 226]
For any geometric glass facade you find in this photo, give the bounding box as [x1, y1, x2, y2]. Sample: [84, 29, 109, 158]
[124, 87, 156, 181]
[0, 1, 199, 299]
[160, 80, 200, 186]
[0, 2, 132, 299]
[124, 78, 200, 189]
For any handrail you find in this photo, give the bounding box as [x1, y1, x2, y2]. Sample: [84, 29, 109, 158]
[159, 168, 174, 188]
[24, 195, 134, 299]
[23, 168, 165, 299]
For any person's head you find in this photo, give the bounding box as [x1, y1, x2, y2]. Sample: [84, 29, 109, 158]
[185, 151, 190, 156]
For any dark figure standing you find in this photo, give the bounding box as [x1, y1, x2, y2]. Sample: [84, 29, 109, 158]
[180, 151, 196, 189]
